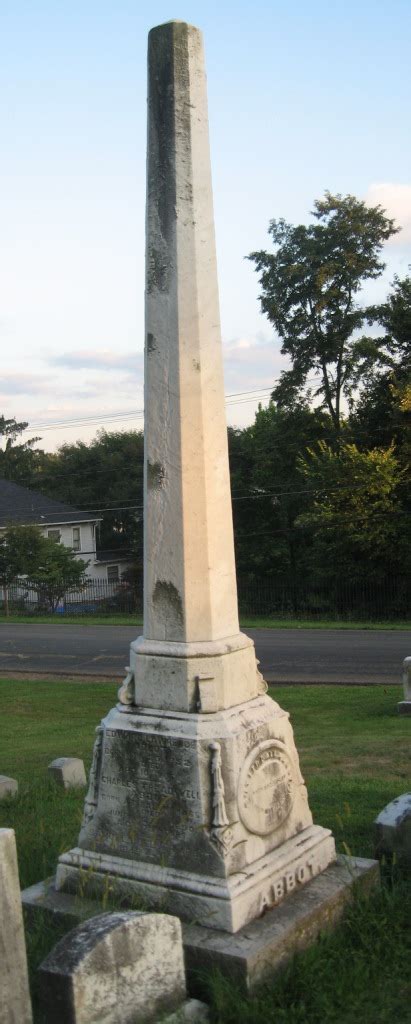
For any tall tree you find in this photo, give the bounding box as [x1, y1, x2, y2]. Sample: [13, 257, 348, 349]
[228, 403, 331, 580]
[296, 441, 407, 581]
[0, 416, 43, 484]
[350, 273, 411, 459]
[248, 193, 398, 429]
[35, 430, 144, 559]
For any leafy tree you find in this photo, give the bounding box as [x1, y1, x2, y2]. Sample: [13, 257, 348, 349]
[296, 441, 407, 581]
[0, 525, 45, 616]
[0, 416, 43, 484]
[350, 274, 411, 465]
[34, 430, 144, 559]
[248, 193, 398, 429]
[229, 403, 331, 583]
[27, 537, 89, 612]
[0, 525, 89, 614]
[378, 273, 411, 371]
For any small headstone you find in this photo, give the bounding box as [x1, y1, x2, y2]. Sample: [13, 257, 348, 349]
[0, 775, 18, 799]
[398, 656, 411, 714]
[48, 758, 86, 789]
[374, 793, 411, 865]
[0, 829, 33, 1023]
[38, 911, 191, 1024]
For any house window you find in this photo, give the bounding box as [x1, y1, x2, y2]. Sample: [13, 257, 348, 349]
[72, 527, 81, 552]
[107, 564, 119, 583]
[47, 529, 61, 543]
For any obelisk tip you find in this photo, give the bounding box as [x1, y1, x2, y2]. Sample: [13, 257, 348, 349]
[149, 20, 201, 36]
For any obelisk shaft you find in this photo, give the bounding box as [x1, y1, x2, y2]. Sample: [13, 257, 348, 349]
[144, 22, 239, 644]
[56, 23, 336, 935]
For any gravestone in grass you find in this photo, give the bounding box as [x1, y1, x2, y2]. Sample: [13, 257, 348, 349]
[48, 757, 87, 789]
[54, 21, 336, 935]
[39, 911, 208, 1024]
[0, 775, 18, 799]
[375, 793, 411, 866]
[0, 829, 32, 1023]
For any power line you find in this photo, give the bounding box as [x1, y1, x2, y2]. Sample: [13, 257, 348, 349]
[19, 378, 325, 434]
[20, 387, 275, 433]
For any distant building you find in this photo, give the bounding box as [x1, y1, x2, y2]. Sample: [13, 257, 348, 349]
[0, 479, 132, 584]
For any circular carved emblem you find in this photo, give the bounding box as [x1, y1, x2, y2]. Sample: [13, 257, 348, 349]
[238, 740, 294, 836]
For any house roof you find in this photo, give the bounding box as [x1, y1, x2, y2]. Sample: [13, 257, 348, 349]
[95, 549, 133, 564]
[0, 478, 101, 527]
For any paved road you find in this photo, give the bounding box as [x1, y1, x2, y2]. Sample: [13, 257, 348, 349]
[0, 623, 409, 684]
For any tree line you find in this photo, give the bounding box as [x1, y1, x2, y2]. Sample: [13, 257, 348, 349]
[1, 193, 409, 595]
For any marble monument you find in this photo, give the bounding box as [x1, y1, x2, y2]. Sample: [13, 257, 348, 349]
[55, 20, 335, 933]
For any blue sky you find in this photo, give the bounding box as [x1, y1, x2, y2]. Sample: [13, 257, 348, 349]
[1, 1, 410, 451]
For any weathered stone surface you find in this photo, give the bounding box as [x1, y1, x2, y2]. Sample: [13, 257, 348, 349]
[398, 655, 411, 714]
[48, 758, 86, 789]
[183, 856, 380, 994]
[57, 696, 335, 932]
[55, 20, 335, 935]
[0, 829, 32, 1023]
[24, 859, 379, 1000]
[142, 20, 240, 653]
[38, 911, 186, 1024]
[0, 775, 18, 799]
[374, 793, 411, 865]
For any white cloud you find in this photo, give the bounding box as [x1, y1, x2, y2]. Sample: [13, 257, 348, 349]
[0, 373, 53, 396]
[365, 183, 411, 243]
[222, 333, 283, 395]
[47, 349, 142, 373]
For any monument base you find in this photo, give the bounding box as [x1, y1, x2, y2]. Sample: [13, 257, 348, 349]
[52, 693, 336, 933]
[55, 825, 335, 933]
[22, 856, 379, 994]
[398, 701, 411, 715]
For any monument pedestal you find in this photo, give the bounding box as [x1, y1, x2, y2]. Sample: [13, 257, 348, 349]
[55, 693, 335, 933]
[22, 857, 379, 994]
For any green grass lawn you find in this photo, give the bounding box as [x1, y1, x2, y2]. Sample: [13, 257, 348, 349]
[1, 612, 410, 629]
[0, 679, 410, 1022]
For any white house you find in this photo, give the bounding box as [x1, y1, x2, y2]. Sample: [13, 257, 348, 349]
[0, 478, 132, 584]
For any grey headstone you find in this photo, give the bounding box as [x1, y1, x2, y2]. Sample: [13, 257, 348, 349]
[374, 792, 411, 865]
[0, 829, 33, 1023]
[48, 758, 86, 789]
[38, 911, 187, 1024]
[0, 775, 18, 799]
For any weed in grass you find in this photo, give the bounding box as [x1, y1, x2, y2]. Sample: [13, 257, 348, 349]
[206, 874, 411, 1024]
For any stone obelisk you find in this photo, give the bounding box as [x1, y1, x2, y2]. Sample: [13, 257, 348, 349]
[56, 21, 335, 933]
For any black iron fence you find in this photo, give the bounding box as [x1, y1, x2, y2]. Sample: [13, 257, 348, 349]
[1, 573, 410, 621]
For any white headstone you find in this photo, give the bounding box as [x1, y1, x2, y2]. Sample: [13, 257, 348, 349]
[48, 758, 87, 789]
[55, 21, 335, 933]
[0, 775, 18, 799]
[0, 829, 32, 1023]
[374, 793, 411, 864]
[39, 911, 188, 1024]
[398, 656, 411, 714]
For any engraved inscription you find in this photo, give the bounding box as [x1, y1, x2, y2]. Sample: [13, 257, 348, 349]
[259, 854, 317, 912]
[93, 729, 202, 858]
[238, 740, 293, 836]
